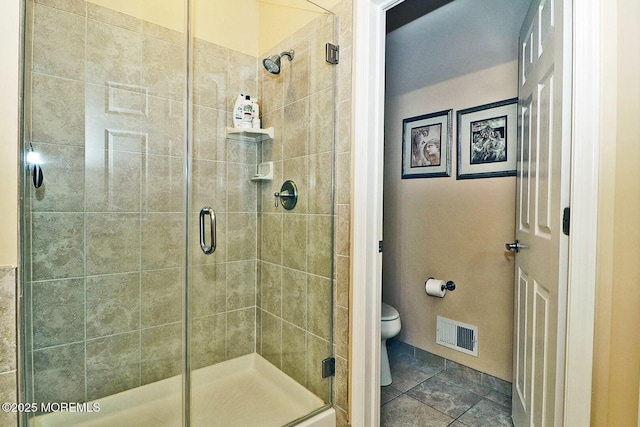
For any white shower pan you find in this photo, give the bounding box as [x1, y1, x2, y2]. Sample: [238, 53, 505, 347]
[31, 353, 335, 427]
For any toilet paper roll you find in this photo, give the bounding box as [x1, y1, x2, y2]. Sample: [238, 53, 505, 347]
[425, 278, 447, 298]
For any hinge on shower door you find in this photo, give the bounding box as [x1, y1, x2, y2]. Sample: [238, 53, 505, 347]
[325, 43, 339, 65]
[563, 206, 570, 236]
[322, 357, 336, 378]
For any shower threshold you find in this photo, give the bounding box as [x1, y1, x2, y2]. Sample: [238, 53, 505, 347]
[31, 353, 327, 427]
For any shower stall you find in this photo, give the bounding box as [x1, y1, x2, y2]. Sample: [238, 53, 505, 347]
[19, 0, 336, 425]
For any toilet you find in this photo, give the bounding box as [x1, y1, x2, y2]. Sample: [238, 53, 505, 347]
[380, 302, 402, 386]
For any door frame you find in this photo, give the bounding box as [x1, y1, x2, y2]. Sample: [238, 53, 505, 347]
[349, 0, 600, 425]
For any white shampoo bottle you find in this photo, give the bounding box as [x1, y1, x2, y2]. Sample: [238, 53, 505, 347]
[233, 93, 245, 128]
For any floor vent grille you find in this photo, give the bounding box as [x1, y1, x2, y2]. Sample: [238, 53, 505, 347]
[436, 316, 478, 357]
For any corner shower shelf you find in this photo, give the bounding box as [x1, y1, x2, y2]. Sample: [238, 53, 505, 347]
[225, 127, 274, 143]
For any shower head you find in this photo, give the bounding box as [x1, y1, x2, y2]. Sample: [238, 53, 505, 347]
[262, 50, 295, 74]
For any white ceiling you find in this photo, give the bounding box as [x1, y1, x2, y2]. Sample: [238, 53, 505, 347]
[385, 0, 532, 95]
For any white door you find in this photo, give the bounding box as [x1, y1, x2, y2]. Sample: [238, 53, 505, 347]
[511, 0, 571, 426]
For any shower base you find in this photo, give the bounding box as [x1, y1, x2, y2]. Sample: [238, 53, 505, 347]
[31, 353, 334, 427]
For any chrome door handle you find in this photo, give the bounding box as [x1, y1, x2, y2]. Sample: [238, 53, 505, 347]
[27, 144, 44, 189]
[199, 207, 216, 255]
[505, 239, 528, 253]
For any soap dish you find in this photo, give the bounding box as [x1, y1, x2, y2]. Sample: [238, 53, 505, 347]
[251, 161, 273, 181]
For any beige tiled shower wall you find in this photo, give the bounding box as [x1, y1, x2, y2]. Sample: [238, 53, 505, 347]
[256, 10, 334, 404]
[255, 0, 353, 424]
[26, 0, 257, 404]
[0, 267, 17, 427]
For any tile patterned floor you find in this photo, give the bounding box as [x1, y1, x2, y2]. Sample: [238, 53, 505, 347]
[380, 340, 514, 427]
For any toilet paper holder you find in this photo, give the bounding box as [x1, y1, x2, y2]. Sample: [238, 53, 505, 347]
[429, 277, 456, 291]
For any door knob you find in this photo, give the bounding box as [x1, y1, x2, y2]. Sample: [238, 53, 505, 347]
[505, 240, 528, 253]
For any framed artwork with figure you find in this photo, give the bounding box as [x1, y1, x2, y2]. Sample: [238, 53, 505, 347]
[456, 98, 518, 180]
[401, 109, 453, 179]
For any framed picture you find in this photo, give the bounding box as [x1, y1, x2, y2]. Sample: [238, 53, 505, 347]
[456, 98, 518, 179]
[401, 109, 452, 179]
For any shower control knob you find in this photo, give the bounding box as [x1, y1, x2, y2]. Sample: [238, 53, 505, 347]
[505, 240, 528, 253]
[274, 180, 298, 210]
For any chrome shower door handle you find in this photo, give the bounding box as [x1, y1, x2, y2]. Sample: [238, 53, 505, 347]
[199, 207, 216, 255]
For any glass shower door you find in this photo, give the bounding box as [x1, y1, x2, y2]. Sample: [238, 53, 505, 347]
[187, 1, 336, 425]
[21, 1, 188, 425]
